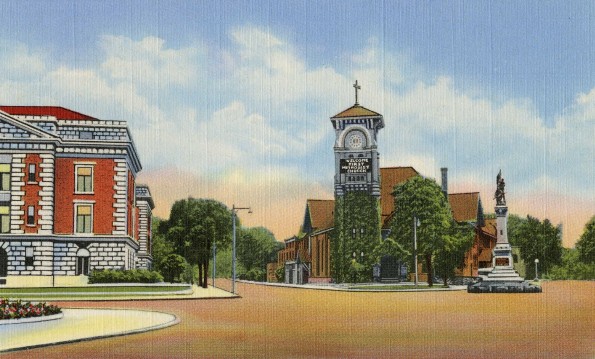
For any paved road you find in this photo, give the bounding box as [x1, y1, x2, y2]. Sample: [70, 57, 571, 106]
[3, 280, 594, 358]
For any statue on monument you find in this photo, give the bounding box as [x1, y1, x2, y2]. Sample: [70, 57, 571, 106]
[494, 170, 506, 206]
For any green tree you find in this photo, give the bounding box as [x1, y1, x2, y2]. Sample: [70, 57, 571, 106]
[161, 198, 233, 288]
[389, 176, 453, 287]
[151, 217, 175, 275]
[237, 227, 282, 281]
[506, 214, 526, 247]
[434, 224, 474, 286]
[576, 216, 595, 264]
[545, 248, 595, 280]
[159, 253, 187, 283]
[515, 216, 563, 279]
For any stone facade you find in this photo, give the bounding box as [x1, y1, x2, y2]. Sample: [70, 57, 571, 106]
[0, 106, 153, 287]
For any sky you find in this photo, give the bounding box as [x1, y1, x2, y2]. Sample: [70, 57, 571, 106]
[0, 0, 593, 247]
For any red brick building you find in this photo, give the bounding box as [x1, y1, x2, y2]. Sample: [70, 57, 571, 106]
[0, 106, 154, 287]
[273, 167, 496, 284]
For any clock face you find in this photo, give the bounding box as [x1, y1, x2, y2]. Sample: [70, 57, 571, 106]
[346, 130, 366, 149]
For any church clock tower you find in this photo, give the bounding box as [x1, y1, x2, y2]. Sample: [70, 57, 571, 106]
[330, 81, 384, 283]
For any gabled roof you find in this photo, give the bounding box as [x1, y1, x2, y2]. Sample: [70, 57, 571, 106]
[303, 199, 335, 233]
[331, 105, 381, 119]
[380, 167, 420, 221]
[480, 218, 497, 238]
[0, 110, 58, 139]
[0, 106, 98, 121]
[448, 192, 480, 223]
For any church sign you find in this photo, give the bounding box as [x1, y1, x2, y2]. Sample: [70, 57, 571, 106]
[340, 158, 371, 174]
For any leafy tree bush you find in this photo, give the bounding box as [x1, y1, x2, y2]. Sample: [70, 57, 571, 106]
[237, 227, 282, 281]
[88, 269, 163, 283]
[545, 248, 595, 280]
[390, 176, 462, 287]
[576, 216, 595, 264]
[159, 254, 187, 283]
[509, 215, 563, 278]
[434, 224, 474, 286]
[159, 198, 233, 288]
[275, 265, 285, 282]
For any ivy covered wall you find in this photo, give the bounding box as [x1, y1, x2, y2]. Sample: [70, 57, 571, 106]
[331, 191, 382, 283]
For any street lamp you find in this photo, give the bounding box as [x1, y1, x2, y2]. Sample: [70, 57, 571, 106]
[212, 240, 216, 287]
[413, 215, 421, 287]
[232, 204, 252, 294]
[534, 258, 539, 281]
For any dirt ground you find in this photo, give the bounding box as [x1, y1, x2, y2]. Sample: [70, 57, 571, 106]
[4, 280, 594, 358]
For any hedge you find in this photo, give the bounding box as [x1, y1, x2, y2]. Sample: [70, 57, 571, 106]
[88, 269, 164, 284]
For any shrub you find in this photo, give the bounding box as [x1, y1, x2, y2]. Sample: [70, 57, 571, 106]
[275, 266, 285, 282]
[88, 269, 164, 284]
[1, 298, 61, 320]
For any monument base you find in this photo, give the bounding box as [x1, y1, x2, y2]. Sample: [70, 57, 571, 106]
[467, 279, 542, 293]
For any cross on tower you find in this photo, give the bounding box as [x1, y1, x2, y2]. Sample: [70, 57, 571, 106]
[353, 80, 361, 105]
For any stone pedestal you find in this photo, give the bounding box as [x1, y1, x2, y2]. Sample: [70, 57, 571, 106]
[468, 201, 541, 293]
[484, 206, 524, 282]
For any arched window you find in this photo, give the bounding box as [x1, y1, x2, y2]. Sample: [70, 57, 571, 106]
[76, 248, 90, 276]
[0, 247, 8, 277]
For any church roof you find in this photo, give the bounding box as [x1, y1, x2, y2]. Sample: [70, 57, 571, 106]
[448, 192, 480, 223]
[304, 199, 335, 233]
[0, 106, 97, 121]
[480, 218, 497, 238]
[331, 105, 381, 119]
[380, 167, 420, 222]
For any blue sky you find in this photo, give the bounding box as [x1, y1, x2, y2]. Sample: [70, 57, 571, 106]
[0, 1, 593, 245]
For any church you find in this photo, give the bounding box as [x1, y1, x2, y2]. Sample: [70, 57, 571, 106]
[0, 106, 154, 287]
[270, 83, 497, 284]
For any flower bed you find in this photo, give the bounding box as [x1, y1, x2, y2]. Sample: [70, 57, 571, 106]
[1, 298, 61, 320]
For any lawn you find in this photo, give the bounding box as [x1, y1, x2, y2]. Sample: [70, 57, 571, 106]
[0, 285, 192, 299]
[348, 284, 446, 290]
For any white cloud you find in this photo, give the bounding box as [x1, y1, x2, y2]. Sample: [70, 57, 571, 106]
[99, 35, 200, 88]
[0, 41, 46, 80]
[0, 28, 592, 244]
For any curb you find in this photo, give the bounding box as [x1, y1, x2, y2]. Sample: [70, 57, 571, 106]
[0, 312, 63, 326]
[238, 280, 467, 292]
[1, 309, 180, 353]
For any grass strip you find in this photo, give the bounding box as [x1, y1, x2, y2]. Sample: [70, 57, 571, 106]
[348, 285, 446, 290]
[0, 285, 190, 294]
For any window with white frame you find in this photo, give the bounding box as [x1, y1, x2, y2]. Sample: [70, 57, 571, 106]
[75, 204, 93, 233]
[75, 165, 93, 193]
[0, 203, 9, 233]
[27, 206, 35, 226]
[0, 164, 10, 191]
[28, 164, 36, 182]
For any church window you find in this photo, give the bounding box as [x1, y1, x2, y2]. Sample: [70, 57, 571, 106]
[75, 165, 94, 193]
[75, 204, 93, 233]
[0, 164, 10, 191]
[0, 203, 9, 233]
[28, 164, 36, 182]
[27, 206, 35, 225]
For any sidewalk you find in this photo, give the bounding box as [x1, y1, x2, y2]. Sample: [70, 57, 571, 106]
[0, 308, 178, 352]
[240, 280, 468, 292]
[0, 285, 237, 301]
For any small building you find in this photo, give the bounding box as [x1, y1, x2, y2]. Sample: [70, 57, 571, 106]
[0, 106, 154, 287]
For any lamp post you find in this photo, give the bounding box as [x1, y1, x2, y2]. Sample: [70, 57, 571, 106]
[534, 258, 539, 281]
[413, 215, 421, 287]
[212, 241, 216, 287]
[232, 204, 251, 294]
